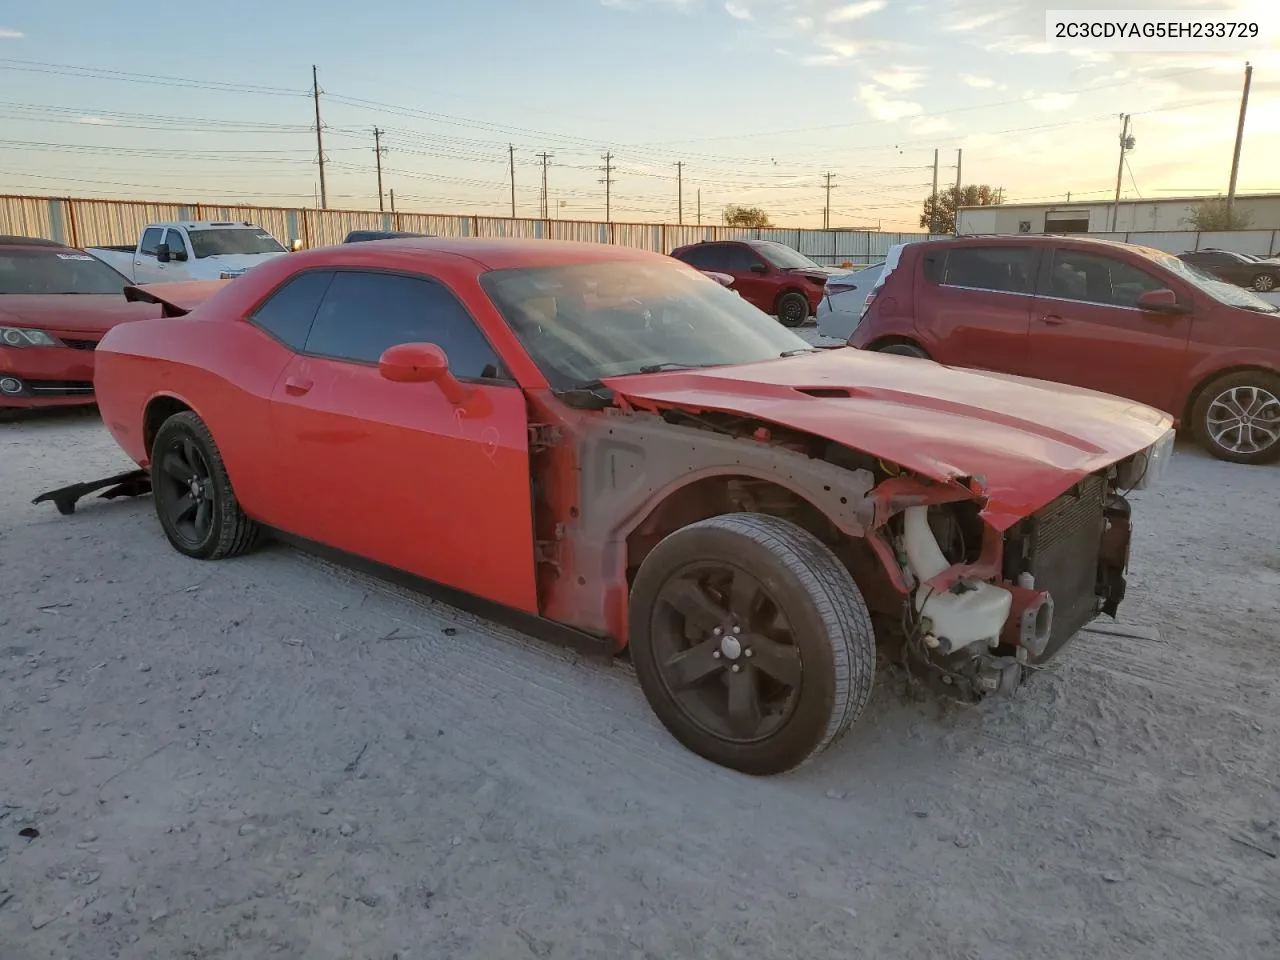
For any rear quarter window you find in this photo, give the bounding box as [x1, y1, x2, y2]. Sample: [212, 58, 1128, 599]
[248, 270, 334, 351]
[935, 246, 1038, 294]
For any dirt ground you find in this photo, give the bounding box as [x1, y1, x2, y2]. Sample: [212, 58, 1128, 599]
[1, 402, 1277, 960]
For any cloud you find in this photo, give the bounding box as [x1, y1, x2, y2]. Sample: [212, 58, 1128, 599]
[724, 2, 752, 19]
[795, 15, 813, 29]
[1024, 91, 1079, 112]
[877, 67, 926, 92]
[859, 84, 923, 122]
[826, 1, 885, 24]
[944, 10, 1008, 32]
[818, 37, 861, 58]
[0, 27, 24, 38]
[801, 53, 844, 66]
[960, 73, 1004, 90]
[910, 116, 954, 136]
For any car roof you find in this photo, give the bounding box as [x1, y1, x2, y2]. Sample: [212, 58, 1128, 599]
[310, 236, 669, 270]
[920, 234, 1174, 257]
[0, 235, 67, 248]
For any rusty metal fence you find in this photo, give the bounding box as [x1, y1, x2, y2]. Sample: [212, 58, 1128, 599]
[0, 194, 933, 266]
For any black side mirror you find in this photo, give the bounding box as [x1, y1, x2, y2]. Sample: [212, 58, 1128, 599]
[155, 243, 171, 264]
[171, 247, 188, 262]
[749, 263, 768, 274]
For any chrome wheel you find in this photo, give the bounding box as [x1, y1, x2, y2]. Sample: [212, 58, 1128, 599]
[1253, 273, 1276, 292]
[1205, 385, 1280, 457]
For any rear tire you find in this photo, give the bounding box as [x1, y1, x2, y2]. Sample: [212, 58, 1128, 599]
[629, 513, 876, 775]
[875, 341, 930, 360]
[1190, 370, 1280, 465]
[150, 411, 262, 559]
[776, 291, 810, 327]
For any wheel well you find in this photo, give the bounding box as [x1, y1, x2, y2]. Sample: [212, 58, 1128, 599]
[1182, 365, 1280, 427]
[623, 474, 901, 632]
[142, 396, 192, 457]
[866, 335, 928, 356]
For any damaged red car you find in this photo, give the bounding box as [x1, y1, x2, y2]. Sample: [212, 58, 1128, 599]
[40, 239, 1175, 775]
[0, 236, 158, 410]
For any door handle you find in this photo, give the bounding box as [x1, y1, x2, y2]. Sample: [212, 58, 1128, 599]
[283, 376, 313, 396]
[1040, 314, 1066, 326]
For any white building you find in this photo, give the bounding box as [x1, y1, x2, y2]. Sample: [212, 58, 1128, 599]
[957, 193, 1280, 257]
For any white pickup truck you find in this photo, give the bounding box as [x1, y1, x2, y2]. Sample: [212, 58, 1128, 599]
[87, 221, 293, 284]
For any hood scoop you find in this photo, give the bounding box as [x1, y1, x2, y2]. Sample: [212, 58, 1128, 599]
[795, 386, 856, 399]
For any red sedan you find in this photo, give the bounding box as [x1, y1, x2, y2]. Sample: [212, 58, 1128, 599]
[48, 238, 1174, 774]
[0, 236, 159, 410]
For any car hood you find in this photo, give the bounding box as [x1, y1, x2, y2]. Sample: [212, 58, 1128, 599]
[601, 348, 1173, 530]
[784, 266, 849, 282]
[0, 295, 160, 334]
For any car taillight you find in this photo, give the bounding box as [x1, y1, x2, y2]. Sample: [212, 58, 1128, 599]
[860, 289, 878, 318]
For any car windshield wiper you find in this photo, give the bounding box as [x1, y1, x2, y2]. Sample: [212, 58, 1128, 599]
[635, 361, 708, 374]
[779, 347, 819, 357]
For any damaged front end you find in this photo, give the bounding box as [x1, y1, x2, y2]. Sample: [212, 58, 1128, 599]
[874, 428, 1173, 701]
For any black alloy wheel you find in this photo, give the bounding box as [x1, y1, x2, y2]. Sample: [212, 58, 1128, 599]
[150, 411, 261, 560]
[776, 291, 810, 327]
[629, 513, 875, 775]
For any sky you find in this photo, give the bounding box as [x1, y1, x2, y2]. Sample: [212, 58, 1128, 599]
[0, 0, 1276, 230]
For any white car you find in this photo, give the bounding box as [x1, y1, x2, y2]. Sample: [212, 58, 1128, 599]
[815, 261, 886, 341]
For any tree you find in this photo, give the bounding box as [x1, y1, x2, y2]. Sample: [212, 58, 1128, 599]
[921, 184, 1003, 234]
[723, 204, 771, 228]
[1184, 196, 1253, 231]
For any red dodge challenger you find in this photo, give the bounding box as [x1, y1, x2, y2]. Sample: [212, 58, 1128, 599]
[0, 236, 160, 410]
[38, 238, 1175, 774]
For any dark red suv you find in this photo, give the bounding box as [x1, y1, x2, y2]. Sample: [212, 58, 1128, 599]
[670, 240, 836, 326]
[850, 235, 1280, 464]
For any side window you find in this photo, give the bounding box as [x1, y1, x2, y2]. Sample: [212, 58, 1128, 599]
[139, 228, 164, 257]
[304, 271, 506, 380]
[675, 247, 711, 270]
[939, 247, 1036, 294]
[163, 229, 187, 258]
[721, 245, 764, 271]
[683, 246, 728, 271]
[1049, 250, 1165, 308]
[248, 270, 334, 351]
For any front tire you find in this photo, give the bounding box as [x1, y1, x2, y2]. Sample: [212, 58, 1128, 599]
[150, 410, 261, 559]
[1253, 272, 1277, 292]
[1190, 371, 1280, 465]
[776, 291, 810, 327]
[629, 513, 876, 775]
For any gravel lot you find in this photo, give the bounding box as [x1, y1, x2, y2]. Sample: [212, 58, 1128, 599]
[1, 399, 1278, 960]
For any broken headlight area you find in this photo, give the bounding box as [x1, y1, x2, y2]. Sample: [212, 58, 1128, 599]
[891, 471, 1131, 698]
[1114, 427, 1175, 492]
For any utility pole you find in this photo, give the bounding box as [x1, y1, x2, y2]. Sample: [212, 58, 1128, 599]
[1226, 61, 1253, 222]
[697, 189, 701, 226]
[930, 148, 939, 234]
[508, 145, 516, 219]
[1110, 113, 1133, 232]
[823, 172, 836, 230]
[536, 152, 552, 219]
[312, 65, 327, 209]
[952, 149, 963, 235]
[372, 127, 387, 211]
[389, 189, 395, 213]
[600, 152, 615, 222]
[675, 161, 684, 225]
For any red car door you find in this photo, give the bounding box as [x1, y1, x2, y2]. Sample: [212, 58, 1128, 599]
[267, 269, 538, 614]
[1022, 245, 1193, 415]
[915, 243, 1041, 373]
[721, 244, 777, 313]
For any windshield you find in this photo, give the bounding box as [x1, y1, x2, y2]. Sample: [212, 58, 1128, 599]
[480, 260, 813, 389]
[1142, 248, 1278, 313]
[0, 249, 129, 295]
[188, 229, 285, 258]
[754, 241, 822, 271]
